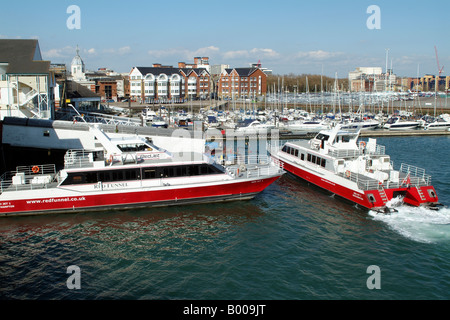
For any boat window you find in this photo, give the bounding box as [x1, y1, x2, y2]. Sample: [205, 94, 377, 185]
[86, 172, 98, 183]
[125, 169, 138, 180]
[61, 173, 87, 185]
[189, 165, 200, 176]
[307, 154, 312, 162]
[63, 164, 226, 185]
[301, 153, 305, 161]
[316, 157, 321, 165]
[321, 159, 326, 168]
[118, 143, 151, 152]
[112, 170, 122, 181]
[163, 167, 175, 178]
[294, 149, 299, 157]
[72, 175, 84, 183]
[142, 164, 224, 180]
[98, 171, 112, 182]
[144, 168, 157, 179]
[316, 134, 329, 141]
[311, 155, 316, 163]
[176, 166, 186, 177]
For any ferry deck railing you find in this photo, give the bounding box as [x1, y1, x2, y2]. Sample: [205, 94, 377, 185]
[341, 163, 431, 191]
[212, 154, 284, 179]
[0, 164, 57, 193]
[328, 143, 386, 158]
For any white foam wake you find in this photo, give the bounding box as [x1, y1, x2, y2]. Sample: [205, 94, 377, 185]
[369, 198, 450, 243]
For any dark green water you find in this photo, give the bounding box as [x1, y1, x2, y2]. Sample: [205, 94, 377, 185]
[1, 136, 449, 300]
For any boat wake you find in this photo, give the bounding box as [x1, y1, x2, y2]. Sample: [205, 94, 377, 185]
[369, 198, 450, 243]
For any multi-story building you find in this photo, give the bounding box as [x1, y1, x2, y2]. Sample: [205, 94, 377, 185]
[178, 57, 210, 73]
[349, 67, 399, 92]
[0, 39, 55, 120]
[129, 66, 211, 103]
[217, 68, 267, 99]
[415, 75, 450, 91]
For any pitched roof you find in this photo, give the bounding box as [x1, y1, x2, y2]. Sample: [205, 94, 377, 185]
[135, 66, 181, 76]
[0, 39, 50, 74]
[223, 68, 261, 77]
[236, 68, 259, 76]
[134, 66, 210, 77]
[65, 80, 101, 99]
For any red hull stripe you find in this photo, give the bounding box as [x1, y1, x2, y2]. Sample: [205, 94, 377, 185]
[0, 176, 279, 216]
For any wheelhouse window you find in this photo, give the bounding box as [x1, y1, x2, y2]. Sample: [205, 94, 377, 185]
[316, 133, 329, 141]
[118, 144, 151, 152]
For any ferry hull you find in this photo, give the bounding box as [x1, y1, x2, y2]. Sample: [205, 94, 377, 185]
[0, 176, 280, 217]
[275, 156, 439, 210]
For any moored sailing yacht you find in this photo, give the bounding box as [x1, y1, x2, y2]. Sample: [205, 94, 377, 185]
[270, 125, 440, 212]
[0, 126, 284, 217]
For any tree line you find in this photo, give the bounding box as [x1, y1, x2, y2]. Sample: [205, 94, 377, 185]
[267, 73, 349, 93]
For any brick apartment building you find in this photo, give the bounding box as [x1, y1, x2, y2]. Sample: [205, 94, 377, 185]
[129, 64, 211, 103]
[217, 68, 267, 99]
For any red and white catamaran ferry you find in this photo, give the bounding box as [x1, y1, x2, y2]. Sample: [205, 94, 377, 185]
[0, 126, 283, 217]
[271, 125, 440, 212]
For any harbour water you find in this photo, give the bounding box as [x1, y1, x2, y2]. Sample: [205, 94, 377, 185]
[0, 135, 449, 300]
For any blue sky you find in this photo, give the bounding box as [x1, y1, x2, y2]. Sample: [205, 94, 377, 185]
[1, 0, 449, 77]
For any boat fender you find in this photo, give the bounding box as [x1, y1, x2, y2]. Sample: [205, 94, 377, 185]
[32, 166, 40, 174]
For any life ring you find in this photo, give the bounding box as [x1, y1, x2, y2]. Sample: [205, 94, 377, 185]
[359, 141, 366, 148]
[32, 166, 40, 174]
[345, 170, 351, 178]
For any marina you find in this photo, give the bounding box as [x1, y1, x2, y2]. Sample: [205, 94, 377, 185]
[1, 3, 450, 302]
[1, 134, 449, 300]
